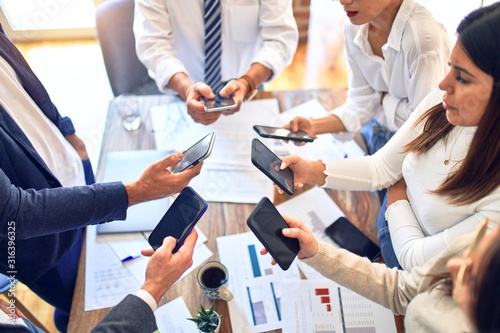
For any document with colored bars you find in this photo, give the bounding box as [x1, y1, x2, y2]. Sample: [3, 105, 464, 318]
[216, 187, 396, 333]
[280, 279, 397, 333]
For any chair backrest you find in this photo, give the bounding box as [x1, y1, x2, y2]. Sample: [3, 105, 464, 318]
[95, 0, 160, 96]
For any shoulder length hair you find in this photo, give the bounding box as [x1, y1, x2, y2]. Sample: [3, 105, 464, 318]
[403, 3, 500, 206]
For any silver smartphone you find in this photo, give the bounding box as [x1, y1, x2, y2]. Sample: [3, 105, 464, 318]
[172, 132, 216, 173]
[203, 94, 236, 112]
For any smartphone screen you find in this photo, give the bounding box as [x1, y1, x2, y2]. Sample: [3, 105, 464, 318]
[148, 186, 208, 252]
[172, 132, 216, 173]
[203, 94, 236, 112]
[253, 125, 314, 142]
[324, 217, 381, 261]
[247, 197, 300, 270]
[251, 138, 294, 195]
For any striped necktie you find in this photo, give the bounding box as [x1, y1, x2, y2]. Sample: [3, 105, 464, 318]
[204, 0, 222, 93]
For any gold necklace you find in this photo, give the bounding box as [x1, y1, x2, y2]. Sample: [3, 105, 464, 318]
[444, 127, 465, 166]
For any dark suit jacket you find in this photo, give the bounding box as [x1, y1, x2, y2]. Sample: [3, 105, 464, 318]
[91, 295, 158, 333]
[0, 28, 128, 284]
[0, 295, 158, 333]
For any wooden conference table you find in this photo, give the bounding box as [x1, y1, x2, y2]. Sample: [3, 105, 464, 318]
[68, 88, 385, 333]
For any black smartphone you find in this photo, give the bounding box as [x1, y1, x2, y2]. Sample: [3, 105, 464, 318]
[253, 125, 314, 142]
[250, 138, 294, 195]
[324, 216, 381, 262]
[203, 94, 236, 112]
[171, 132, 216, 173]
[247, 197, 300, 270]
[148, 186, 208, 252]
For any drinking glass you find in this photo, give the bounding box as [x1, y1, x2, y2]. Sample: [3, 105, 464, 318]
[115, 93, 141, 131]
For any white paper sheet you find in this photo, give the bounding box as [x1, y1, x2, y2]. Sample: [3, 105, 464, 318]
[216, 232, 301, 332]
[150, 98, 287, 203]
[281, 279, 397, 333]
[84, 226, 213, 311]
[276, 186, 343, 245]
[155, 296, 199, 333]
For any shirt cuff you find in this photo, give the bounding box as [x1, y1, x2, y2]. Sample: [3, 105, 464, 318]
[59, 116, 76, 135]
[135, 289, 158, 312]
[385, 199, 411, 221]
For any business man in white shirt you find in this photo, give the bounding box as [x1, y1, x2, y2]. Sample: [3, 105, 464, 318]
[134, 0, 298, 125]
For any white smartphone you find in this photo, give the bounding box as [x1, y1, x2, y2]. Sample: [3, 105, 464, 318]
[171, 132, 216, 173]
[203, 94, 236, 112]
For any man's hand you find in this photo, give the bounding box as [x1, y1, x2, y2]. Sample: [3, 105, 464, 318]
[185, 82, 223, 125]
[125, 152, 202, 206]
[141, 229, 198, 303]
[217, 79, 245, 116]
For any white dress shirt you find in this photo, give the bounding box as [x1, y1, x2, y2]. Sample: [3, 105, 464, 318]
[134, 0, 298, 92]
[322, 88, 500, 269]
[331, 0, 451, 139]
[0, 57, 84, 187]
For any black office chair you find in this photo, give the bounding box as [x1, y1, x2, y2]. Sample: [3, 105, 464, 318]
[95, 0, 160, 96]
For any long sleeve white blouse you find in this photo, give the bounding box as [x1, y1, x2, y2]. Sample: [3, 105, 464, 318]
[323, 88, 500, 269]
[331, 0, 451, 139]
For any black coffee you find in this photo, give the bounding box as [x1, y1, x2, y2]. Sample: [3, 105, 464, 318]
[201, 267, 226, 288]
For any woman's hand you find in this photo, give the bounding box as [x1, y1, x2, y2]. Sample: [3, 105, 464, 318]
[260, 214, 319, 264]
[276, 155, 326, 194]
[283, 116, 317, 146]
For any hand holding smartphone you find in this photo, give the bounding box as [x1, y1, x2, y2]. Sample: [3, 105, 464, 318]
[148, 186, 208, 252]
[171, 132, 216, 173]
[253, 125, 314, 143]
[203, 94, 236, 112]
[324, 216, 381, 262]
[251, 138, 294, 195]
[247, 197, 300, 270]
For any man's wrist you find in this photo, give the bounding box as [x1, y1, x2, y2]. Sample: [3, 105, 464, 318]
[136, 289, 158, 312]
[238, 75, 258, 101]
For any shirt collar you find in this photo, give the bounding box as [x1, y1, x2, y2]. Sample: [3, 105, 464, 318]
[353, 0, 417, 54]
[386, 0, 416, 52]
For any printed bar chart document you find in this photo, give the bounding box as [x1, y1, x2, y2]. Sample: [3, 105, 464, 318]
[217, 232, 301, 332]
[281, 279, 397, 333]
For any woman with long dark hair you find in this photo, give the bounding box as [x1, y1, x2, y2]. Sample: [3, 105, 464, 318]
[277, 2, 500, 270]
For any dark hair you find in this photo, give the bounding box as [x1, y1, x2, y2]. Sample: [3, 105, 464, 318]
[472, 230, 500, 332]
[404, 3, 500, 205]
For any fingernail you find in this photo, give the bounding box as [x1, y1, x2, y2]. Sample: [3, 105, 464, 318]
[282, 229, 291, 235]
[280, 162, 286, 169]
[298, 183, 304, 188]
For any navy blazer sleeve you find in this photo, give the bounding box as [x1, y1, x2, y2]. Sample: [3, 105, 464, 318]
[91, 295, 158, 333]
[0, 169, 128, 239]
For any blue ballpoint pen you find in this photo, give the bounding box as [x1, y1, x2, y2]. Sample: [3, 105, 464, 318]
[121, 252, 142, 263]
